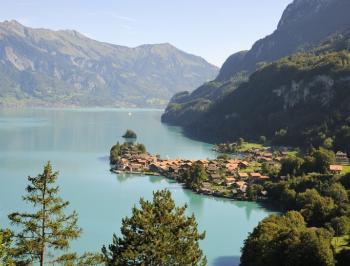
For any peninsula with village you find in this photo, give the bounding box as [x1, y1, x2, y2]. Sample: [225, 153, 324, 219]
[110, 130, 350, 202]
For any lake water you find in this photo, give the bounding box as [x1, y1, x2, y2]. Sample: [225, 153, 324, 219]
[0, 108, 272, 265]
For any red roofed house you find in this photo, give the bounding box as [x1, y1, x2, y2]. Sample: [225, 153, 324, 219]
[250, 172, 262, 178]
[238, 172, 249, 179]
[329, 165, 343, 174]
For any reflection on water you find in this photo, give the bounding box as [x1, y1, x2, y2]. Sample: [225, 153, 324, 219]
[213, 256, 240, 266]
[0, 108, 273, 265]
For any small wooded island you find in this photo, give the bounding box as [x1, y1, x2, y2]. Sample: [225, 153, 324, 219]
[110, 140, 269, 200]
[122, 129, 137, 139]
[109, 137, 349, 201]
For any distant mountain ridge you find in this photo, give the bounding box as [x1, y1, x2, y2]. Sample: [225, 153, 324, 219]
[0, 20, 218, 107]
[162, 0, 350, 125]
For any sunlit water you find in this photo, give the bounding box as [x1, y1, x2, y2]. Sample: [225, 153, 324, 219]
[0, 108, 272, 265]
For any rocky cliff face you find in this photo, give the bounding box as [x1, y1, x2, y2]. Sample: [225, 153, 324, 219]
[217, 0, 350, 80]
[0, 20, 218, 107]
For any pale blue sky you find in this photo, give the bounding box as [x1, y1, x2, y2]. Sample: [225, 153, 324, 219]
[0, 0, 293, 66]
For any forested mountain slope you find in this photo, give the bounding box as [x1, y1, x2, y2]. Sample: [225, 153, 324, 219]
[162, 0, 350, 125]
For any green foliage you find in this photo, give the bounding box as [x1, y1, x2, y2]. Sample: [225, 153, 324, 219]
[261, 162, 280, 178]
[279, 148, 335, 177]
[237, 137, 244, 147]
[280, 155, 304, 177]
[280, 188, 297, 210]
[102, 190, 206, 266]
[181, 163, 209, 190]
[110, 142, 147, 165]
[323, 137, 334, 149]
[310, 148, 336, 174]
[330, 216, 350, 236]
[264, 170, 350, 229]
[296, 189, 336, 227]
[241, 211, 335, 266]
[246, 184, 264, 201]
[135, 143, 146, 153]
[53, 252, 104, 266]
[8, 162, 82, 265]
[181, 50, 350, 153]
[110, 142, 121, 165]
[0, 229, 15, 266]
[327, 183, 349, 205]
[217, 154, 230, 160]
[122, 129, 137, 139]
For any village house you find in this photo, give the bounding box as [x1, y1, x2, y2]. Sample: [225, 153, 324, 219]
[225, 163, 238, 174]
[234, 180, 247, 193]
[250, 172, 262, 178]
[210, 173, 222, 184]
[335, 151, 349, 165]
[238, 172, 249, 179]
[259, 175, 270, 181]
[224, 176, 236, 186]
[329, 164, 343, 174]
[207, 164, 219, 173]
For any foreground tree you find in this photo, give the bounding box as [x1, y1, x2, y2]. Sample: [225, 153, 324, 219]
[102, 190, 206, 266]
[0, 229, 15, 266]
[8, 162, 82, 266]
[240, 211, 335, 266]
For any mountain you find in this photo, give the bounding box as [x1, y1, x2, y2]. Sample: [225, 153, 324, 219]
[162, 0, 350, 126]
[189, 48, 350, 151]
[0, 20, 218, 108]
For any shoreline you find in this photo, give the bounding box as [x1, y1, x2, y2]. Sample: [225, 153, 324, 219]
[110, 167, 276, 206]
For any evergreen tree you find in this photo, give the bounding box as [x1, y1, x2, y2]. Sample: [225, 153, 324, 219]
[8, 162, 82, 266]
[110, 142, 121, 165]
[0, 229, 15, 266]
[102, 190, 206, 266]
[122, 129, 137, 139]
[182, 163, 208, 190]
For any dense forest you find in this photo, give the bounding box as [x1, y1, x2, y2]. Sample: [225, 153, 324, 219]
[240, 147, 350, 266]
[187, 48, 350, 153]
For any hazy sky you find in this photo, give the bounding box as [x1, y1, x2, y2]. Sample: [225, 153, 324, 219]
[0, 0, 293, 66]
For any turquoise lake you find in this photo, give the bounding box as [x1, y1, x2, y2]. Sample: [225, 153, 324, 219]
[0, 108, 272, 265]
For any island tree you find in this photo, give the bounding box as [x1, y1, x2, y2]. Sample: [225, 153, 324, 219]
[110, 142, 121, 165]
[122, 129, 137, 139]
[8, 162, 82, 266]
[102, 189, 206, 265]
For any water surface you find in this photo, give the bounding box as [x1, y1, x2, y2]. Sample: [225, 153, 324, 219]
[0, 108, 272, 265]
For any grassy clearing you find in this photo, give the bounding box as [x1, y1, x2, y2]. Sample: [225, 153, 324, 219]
[341, 165, 350, 174]
[285, 150, 299, 157]
[240, 162, 262, 173]
[237, 142, 264, 152]
[332, 235, 350, 253]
